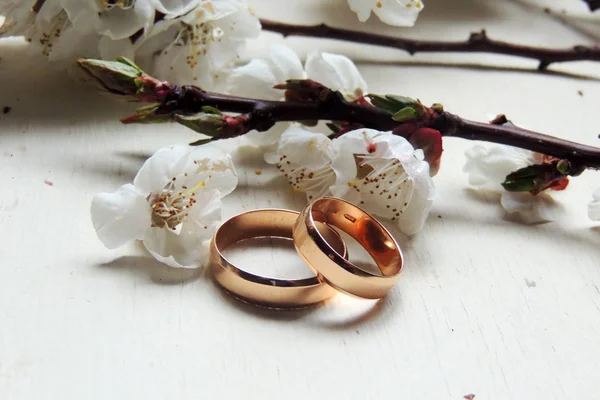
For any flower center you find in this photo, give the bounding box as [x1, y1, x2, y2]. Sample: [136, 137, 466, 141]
[147, 181, 205, 230]
[349, 157, 413, 220]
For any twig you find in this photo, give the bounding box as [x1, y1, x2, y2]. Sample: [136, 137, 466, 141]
[582, 0, 600, 11]
[157, 85, 600, 170]
[260, 19, 600, 71]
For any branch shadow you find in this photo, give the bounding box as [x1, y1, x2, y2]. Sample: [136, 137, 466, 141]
[358, 60, 600, 82]
[98, 255, 203, 284]
[0, 40, 138, 128]
[463, 187, 566, 225]
[427, 204, 600, 260]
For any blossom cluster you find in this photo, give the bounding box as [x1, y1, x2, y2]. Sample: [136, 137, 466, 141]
[0, 0, 424, 88]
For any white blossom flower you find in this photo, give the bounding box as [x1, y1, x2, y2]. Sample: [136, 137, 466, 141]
[265, 126, 337, 200]
[589, 187, 600, 221]
[225, 44, 306, 147]
[463, 144, 560, 223]
[138, 0, 261, 87]
[0, 0, 260, 89]
[226, 44, 306, 101]
[226, 45, 367, 146]
[304, 52, 367, 102]
[331, 129, 435, 235]
[266, 127, 435, 235]
[91, 144, 238, 268]
[347, 0, 424, 27]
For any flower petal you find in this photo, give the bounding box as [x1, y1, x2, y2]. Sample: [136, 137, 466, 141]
[246, 122, 289, 148]
[464, 144, 542, 190]
[394, 189, 433, 235]
[272, 126, 336, 170]
[143, 190, 222, 268]
[589, 187, 600, 221]
[267, 44, 306, 84]
[373, 0, 424, 27]
[91, 183, 151, 249]
[94, 0, 154, 40]
[226, 58, 280, 100]
[305, 52, 367, 101]
[346, 0, 373, 22]
[173, 145, 238, 197]
[133, 144, 191, 194]
[500, 191, 558, 224]
[98, 35, 135, 61]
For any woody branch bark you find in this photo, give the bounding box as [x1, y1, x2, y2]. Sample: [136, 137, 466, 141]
[260, 19, 600, 71]
[78, 58, 600, 172]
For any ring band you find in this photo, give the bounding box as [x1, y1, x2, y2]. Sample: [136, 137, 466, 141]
[210, 209, 347, 308]
[294, 197, 403, 299]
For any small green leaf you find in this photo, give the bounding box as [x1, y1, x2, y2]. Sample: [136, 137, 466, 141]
[392, 107, 418, 122]
[386, 95, 418, 108]
[326, 123, 341, 134]
[368, 94, 419, 115]
[431, 103, 444, 113]
[502, 165, 540, 192]
[116, 57, 143, 74]
[556, 159, 571, 175]
[504, 166, 539, 180]
[502, 179, 536, 192]
[201, 106, 222, 115]
[189, 138, 214, 146]
[175, 113, 225, 137]
[135, 103, 160, 113]
[77, 58, 145, 97]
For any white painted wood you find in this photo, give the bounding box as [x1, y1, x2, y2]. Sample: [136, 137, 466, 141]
[1, 0, 600, 399]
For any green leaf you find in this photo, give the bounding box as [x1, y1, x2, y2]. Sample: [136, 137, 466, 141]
[116, 57, 143, 74]
[135, 103, 160, 113]
[502, 179, 536, 192]
[392, 107, 418, 122]
[77, 58, 143, 97]
[556, 159, 571, 175]
[175, 113, 225, 137]
[368, 94, 419, 115]
[201, 106, 222, 115]
[386, 95, 418, 108]
[501, 165, 539, 192]
[189, 138, 214, 146]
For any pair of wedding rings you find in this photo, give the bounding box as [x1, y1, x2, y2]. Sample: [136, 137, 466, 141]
[210, 197, 404, 308]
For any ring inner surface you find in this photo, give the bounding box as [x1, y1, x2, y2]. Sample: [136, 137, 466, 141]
[215, 210, 346, 284]
[310, 198, 402, 276]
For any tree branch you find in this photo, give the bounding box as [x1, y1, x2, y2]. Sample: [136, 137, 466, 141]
[77, 58, 600, 172]
[157, 85, 600, 170]
[582, 0, 600, 11]
[260, 19, 600, 71]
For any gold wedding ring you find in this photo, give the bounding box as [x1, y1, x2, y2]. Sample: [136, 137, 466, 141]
[210, 209, 347, 308]
[294, 197, 403, 299]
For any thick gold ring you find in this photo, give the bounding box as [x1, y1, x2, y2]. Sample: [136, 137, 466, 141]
[210, 209, 347, 308]
[293, 197, 403, 299]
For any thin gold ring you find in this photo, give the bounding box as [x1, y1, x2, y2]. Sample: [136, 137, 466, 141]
[293, 197, 403, 299]
[209, 209, 347, 308]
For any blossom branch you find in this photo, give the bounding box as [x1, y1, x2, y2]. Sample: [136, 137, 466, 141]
[260, 19, 600, 71]
[148, 83, 600, 171]
[582, 0, 600, 11]
[78, 58, 600, 172]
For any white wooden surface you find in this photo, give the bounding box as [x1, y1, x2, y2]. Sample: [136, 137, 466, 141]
[2, 0, 600, 399]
